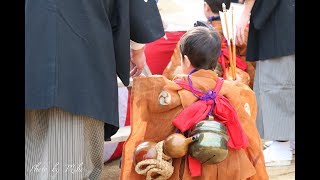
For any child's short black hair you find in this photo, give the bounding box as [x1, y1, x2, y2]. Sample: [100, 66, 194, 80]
[204, 0, 231, 14]
[179, 26, 221, 70]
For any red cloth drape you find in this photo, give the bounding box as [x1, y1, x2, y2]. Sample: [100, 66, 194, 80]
[145, 31, 186, 74]
[219, 38, 248, 78]
[173, 78, 249, 177]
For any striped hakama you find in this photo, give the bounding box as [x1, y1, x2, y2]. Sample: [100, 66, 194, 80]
[254, 54, 295, 141]
[25, 107, 104, 180]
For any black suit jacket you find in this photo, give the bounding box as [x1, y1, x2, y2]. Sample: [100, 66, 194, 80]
[246, 0, 295, 61]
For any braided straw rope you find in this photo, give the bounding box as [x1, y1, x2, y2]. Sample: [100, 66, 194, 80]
[135, 141, 174, 180]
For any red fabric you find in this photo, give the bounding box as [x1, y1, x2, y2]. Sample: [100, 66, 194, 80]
[173, 78, 248, 149]
[188, 155, 202, 177]
[172, 78, 249, 177]
[108, 142, 125, 161]
[220, 47, 247, 70]
[219, 38, 248, 78]
[212, 95, 249, 149]
[172, 99, 213, 132]
[145, 31, 186, 74]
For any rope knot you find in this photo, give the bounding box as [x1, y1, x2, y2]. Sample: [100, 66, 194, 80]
[186, 69, 217, 116]
[135, 141, 174, 180]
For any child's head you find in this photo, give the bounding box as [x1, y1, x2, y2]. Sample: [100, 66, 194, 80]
[179, 26, 221, 74]
[204, 0, 231, 18]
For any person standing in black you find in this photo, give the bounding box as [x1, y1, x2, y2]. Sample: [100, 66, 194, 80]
[25, 0, 164, 179]
[236, 0, 295, 166]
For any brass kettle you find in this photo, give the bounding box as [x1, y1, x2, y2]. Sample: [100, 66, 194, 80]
[188, 116, 229, 164]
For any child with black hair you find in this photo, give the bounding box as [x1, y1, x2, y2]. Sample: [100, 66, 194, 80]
[179, 26, 221, 74]
[121, 26, 268, 180]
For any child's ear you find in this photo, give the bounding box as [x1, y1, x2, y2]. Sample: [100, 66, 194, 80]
[183, 55, 191, 68]
[204, 2, 210, 13]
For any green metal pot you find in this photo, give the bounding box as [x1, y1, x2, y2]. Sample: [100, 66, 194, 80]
[188, 117, 229, 164]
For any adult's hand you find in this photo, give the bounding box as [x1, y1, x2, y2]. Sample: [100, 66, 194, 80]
[130, 47, 146, 77]
[235, 0, 255, 46]
[236, 13, 250, 46]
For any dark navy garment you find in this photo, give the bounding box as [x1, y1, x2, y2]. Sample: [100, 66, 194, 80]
[25, 0, 164, 139]
[247, 0, 295, 61]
